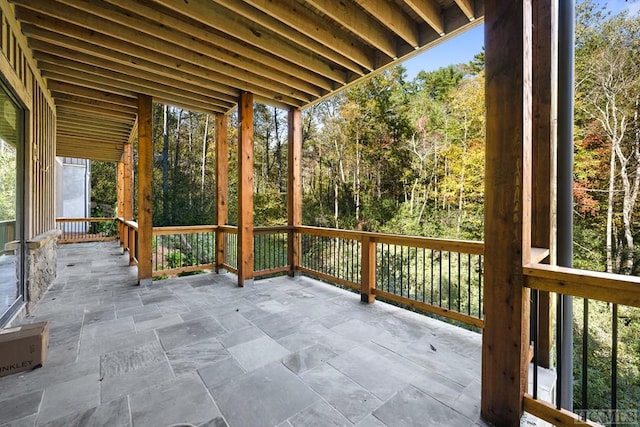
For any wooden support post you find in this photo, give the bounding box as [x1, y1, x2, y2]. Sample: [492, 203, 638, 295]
[360, 235, 376, 303]
[122, 135, 134, 222]
[482, 1, 533, 425]
[116, 159, 124, 244]
[215, 113, 228, 273]
[287, 108, 302, 276]
[237, 92, 254, 287]
[137, 94, 153, 285]
[532, 0, 556, 369]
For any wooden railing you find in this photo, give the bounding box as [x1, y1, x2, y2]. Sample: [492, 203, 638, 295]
[118, 218, 138, 266]
[297, 226, 485, 328]
[523, 264, 640, 426]
[56, 217, 117, 244]
[254, 226, 289, 277]
[58, 219, 640, 425]
[218, 225, 238, 274]
[0, 219, 16, 254]
[152, 225, 216, 277]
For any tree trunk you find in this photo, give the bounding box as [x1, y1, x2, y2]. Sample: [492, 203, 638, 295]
[162, 105, 170, 224]
[274, 107, 284, 193]
[173, 109, 183, 223]
[606, 143, 616, 273]
[200, 114, 210, 197]
[334, 180, 339, 229]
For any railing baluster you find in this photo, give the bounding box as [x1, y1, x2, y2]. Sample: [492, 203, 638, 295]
[612, 303, 618, 425]
[457, 252, 461, 313]
[582, 298, 588, 415]
[448, 251, 452, 310]
[532, 289, 539, 400]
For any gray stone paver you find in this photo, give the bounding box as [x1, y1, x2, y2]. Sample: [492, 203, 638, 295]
[0, 241, 485, 427]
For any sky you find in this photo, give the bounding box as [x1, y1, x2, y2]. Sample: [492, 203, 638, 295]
[401, 0, 640, 79]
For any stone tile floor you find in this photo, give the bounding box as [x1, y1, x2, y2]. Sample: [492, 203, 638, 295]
[0, 241, 488, 427]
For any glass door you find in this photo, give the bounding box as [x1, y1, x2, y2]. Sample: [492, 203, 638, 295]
[0, 82, 24, 325]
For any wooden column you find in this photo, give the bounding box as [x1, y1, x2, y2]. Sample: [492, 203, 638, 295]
[122, 132, 134, 222]
[532, 0, 557, 369]
[137, 94, 153, 285]
[237, 92, 254, 287]
[215, 113, 228, 273]
[287, 108, 302, 276]
[116, 158, 124, 244]
[482, 1, 533, 425]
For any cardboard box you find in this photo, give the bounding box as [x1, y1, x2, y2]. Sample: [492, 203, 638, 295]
[0, 321, 49, 377]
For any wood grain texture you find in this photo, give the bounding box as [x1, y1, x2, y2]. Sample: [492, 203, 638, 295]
[481, 0, 532, 424]
[237, 92, 254, 286]
[137, 94, 153, 282]
[287, 108, 302, 276]
[215, 114, 229, 273]
[532, 0, 556, 369]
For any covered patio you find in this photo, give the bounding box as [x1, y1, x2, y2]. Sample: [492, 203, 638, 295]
[0, 241, 484, 427]
[2, 0, 640, 425]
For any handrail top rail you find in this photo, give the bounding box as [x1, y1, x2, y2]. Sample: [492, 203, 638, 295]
[296, 225, 484, 255]
[0, 219, 16, 224]
[124, 220, 138, 229]
[524, 263, 640, 308]
[152, 225, 217, 235]
[56, 217, 116, 222]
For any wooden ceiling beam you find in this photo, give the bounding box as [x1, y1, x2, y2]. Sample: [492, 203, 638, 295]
[57, 111, 135, 126]
[153, 0, 369, 75]
[37, 55, 234, 111]
[57, 128, 131, 141]
[228, 0, 372, 73]
[57, 143, 124, 162]
[29, 37, 238, 100]
[353, 0, 419, 48]
[16, 8, 309, 106]
[103, 0, 341, 88]
[45, 68, 228, 115]
[57, 124, 130, 137]
[404, 0, 445, 36]
[56, 99, 137, 120]
[47, 81, 137, 107]
[454, 0, 477, 21]
[16, 2, 314, 103]
[51, 92, 138, 114]
[304, 0, 397, 58]
[33, 47, 237, 107]
[57, 115, 135, 132]
[54, 0, 328, 96]
[210, 0, 373, 74]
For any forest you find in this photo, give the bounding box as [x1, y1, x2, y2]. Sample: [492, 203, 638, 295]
[90, 1, 639, 414]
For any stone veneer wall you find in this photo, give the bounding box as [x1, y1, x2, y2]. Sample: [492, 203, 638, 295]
[25, 230, 60, 311]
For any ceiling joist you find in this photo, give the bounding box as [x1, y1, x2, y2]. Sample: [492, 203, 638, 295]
[9, 0, 483, 161]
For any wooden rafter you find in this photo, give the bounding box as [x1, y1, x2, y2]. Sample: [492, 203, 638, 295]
[305, 0, 398, 58]
[354, 0, 420, 48]
[234, 0, 372, 73]
[405, 0, 445, 36]
[9, 0, 483, 160]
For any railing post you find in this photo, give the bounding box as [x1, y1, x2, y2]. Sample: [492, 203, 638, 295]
[122, 221, 129, 253]
[128, 226, 136, 266]
[360, 234, 376, 304]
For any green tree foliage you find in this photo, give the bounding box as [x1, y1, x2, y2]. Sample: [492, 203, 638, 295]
[0, 141, 16, 221]
[572, 1, 640, 412]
